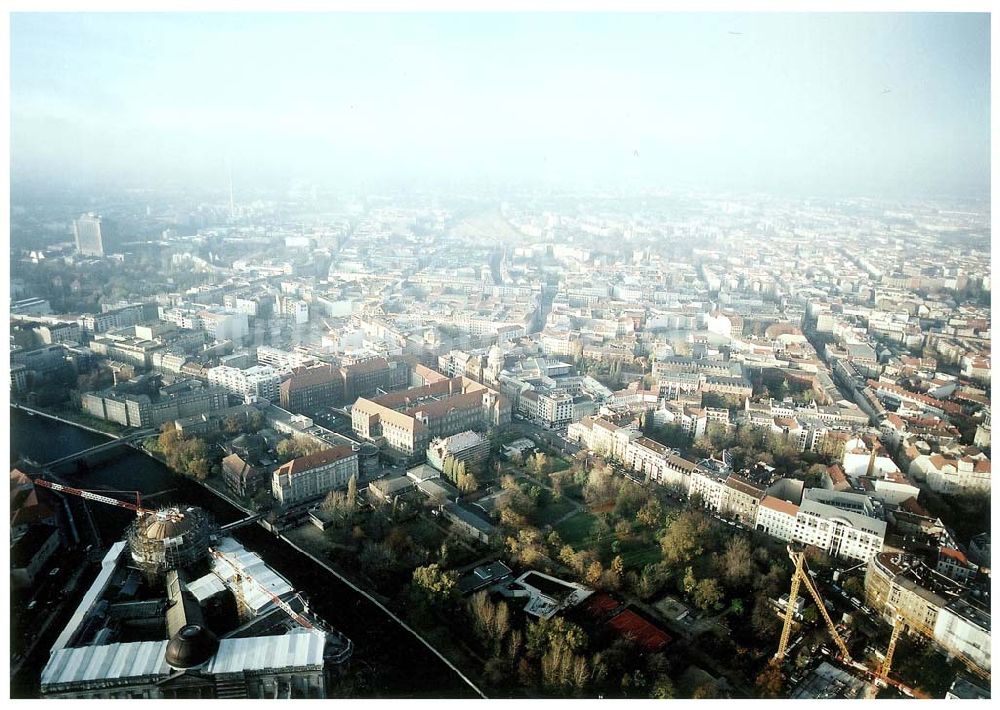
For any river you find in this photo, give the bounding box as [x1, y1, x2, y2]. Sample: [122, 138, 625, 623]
[10, 408, 477, 698]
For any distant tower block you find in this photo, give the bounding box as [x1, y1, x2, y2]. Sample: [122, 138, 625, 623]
[73, 213, 108, 256]
[228, 161, 236, 216]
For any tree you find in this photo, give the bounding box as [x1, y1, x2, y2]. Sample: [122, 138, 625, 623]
[158, 423, 182, 453]
[651, 675, 675, 699]
[635, 563, 669, 601]
[346, 474, 358, 511]
[659, 510, 713, 568]
[188, 458, 210, 481]
[584, 463, 618, 506]
[560, 545, 579, 570]
[533, 452, 549, 477]
[458, 470, 479, 494]
[754, 660, 785, 698]
[526, 616, 587, 659]
[321, 490, 352, 520]
[842, 576, 863, 597]
[570, 654, 590, 694]
[636, 496, 663, 528]
[692, 681, 722, 699]
[455, 460, 468, 487]
[247, 409, 265, 432]
[752, 594, 781, 637]
[610, 555, 625, 583]
[720, 535, 754, 589]
[682, 566, 698, 596]
[693, 578, 723, 611]
[613, 484, 647, 521]
[411, 564, 459, 608]
[276, 436, 325, 463]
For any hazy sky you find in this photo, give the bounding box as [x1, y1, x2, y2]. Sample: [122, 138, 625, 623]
[10, 12, 991, 197]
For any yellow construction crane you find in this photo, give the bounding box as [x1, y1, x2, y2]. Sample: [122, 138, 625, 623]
[879, 613, 905, 681]
[775, 545, 852, 663]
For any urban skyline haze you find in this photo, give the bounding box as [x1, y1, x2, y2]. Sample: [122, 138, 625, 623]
[10, 12, 991, 198]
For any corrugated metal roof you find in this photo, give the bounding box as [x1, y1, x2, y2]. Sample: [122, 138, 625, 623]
[41, 640, 170, 687]
[187, 572, 228, 602]
[212, 536, 294, 614]
[51, 541, 127, 652]
[41, 633, 327, 689]
[205, 631, 325, 675]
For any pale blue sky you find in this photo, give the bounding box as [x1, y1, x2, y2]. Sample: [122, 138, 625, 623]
[10, 12, 991, 197]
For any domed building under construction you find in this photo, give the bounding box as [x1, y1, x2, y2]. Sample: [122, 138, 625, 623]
[39, 503, 352, 699]
[126, 505, 218, 582]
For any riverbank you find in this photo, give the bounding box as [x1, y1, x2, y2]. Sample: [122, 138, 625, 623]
[11, 402, 124, 439]
[277, 530, 487, 699]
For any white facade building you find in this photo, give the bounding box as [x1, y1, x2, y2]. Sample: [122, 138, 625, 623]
[755, 495, 800, 542]
[909, 454, 991, 494]
[933, 599, 991, 674]
[208, 365, 281, 402]
[793, 489, 886, 562]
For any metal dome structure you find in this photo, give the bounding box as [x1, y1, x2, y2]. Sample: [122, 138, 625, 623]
[165, 623, 220, 670]
[127, 505, 219, 581]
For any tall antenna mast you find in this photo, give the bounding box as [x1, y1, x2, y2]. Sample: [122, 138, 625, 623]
[228, 158, 235, 217]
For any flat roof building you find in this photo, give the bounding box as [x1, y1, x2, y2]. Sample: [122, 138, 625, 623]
[40, 536, 351, 699]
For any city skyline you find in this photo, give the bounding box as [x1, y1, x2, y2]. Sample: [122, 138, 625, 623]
[11, 12, 991, 198]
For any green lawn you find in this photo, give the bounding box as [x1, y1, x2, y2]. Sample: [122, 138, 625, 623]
[535, 496, 577, 526]
[548, 456, 571, 473]
[555, 511, 599, 547]
[617, 538, 663, 569]
[555, 511, 662, 570]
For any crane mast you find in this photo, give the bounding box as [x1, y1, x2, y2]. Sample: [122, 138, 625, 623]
[879, 614, 904, 681]
[208, 548, 318, 634]
[775, 545, 852, 663]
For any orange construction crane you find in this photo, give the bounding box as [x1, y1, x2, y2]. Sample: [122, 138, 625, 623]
[32, 476, 314, 636]
[31, 478, 184, 521]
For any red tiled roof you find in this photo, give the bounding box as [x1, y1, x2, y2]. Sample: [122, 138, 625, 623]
[413, 363, 449, 383]
[342, 356, 390, 376]
[760, 495, 799, 517]
[276, 445, 357, 477]
[725, 475, 764, 499]
[898, 496, 930, 517]
[939, 547, 970, 565]
[283, 364, 340, 391]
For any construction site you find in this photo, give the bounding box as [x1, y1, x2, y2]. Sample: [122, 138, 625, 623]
[30, 480, 353, 699]
[774, 544, 990, 699]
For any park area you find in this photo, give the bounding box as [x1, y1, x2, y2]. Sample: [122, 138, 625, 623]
[555, 510, 663, 571]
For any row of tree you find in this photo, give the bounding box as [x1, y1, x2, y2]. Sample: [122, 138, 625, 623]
[442, 456, 480, 494]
